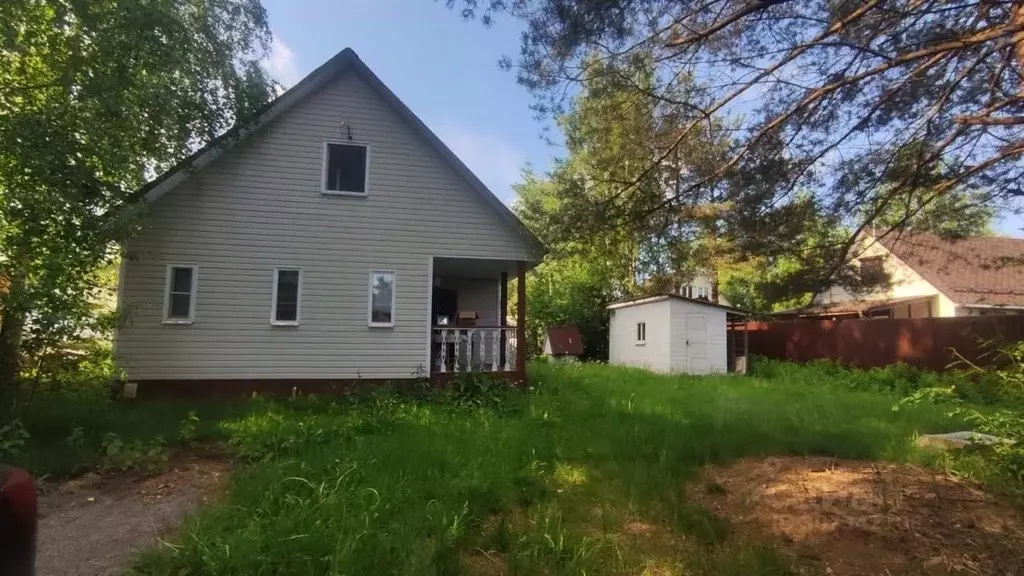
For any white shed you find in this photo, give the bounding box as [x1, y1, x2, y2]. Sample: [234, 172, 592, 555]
[607, 294, 747, 374]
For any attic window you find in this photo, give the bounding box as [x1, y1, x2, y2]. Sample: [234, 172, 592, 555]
[860, 256, 885, 284]
[322, 142, 368, 195]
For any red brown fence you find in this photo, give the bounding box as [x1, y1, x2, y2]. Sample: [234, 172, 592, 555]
[734, 316, 1024, 371]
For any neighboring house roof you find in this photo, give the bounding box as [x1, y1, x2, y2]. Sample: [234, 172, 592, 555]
[545, 325, 584, 356]
[607, 293, 749, 316]
[874, 233, 1024, 308]
[134, 48, 544, 256]
[774, 295, 935, 318]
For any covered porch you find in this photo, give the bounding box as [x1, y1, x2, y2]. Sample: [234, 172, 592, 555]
[429, 257, 528, 380]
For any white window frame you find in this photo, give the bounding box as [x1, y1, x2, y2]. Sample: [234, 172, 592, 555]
[696, 286, 709, 299]
[270, 267, 303, 326]
[636, 321, 646, 345]
[321, 140, 371, 196]
[368, 270, 396, 328]
[162, 264, 198, 324]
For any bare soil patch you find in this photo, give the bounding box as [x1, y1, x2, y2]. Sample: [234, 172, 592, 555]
[690, 456, 1024, 576]
[35, 451, 230, 576]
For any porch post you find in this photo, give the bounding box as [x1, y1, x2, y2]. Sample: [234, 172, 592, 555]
[516, 261, 526, 383]
[499, 271, 508, 368]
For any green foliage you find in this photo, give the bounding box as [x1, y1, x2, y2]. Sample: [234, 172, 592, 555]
[131, 362, 968, 575]
[893, 341, 1024, 492]
[750, 357, 1005, 405]
[0, 0, 277, 389]
[449, 372, 512, 409]
[178, 411, 200, 444]
[99, 432, 169, 474]
[0, 418, 29, 459]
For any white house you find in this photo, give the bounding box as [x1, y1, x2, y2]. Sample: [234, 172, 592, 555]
[114, 48, 545, 396]
[678, 274, 730, 306]
[783, 232, 1024, 319]
[607, 294, 746, 375]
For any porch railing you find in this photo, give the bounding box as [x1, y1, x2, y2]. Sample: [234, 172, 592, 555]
[432, 327, 517, 374]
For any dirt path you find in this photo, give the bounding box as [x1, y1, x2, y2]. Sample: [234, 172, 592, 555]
[35, 453, 229, 576]
[690, 456, 1024, 576]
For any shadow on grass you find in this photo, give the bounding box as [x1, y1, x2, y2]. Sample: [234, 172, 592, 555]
[120, 362, 966, 575]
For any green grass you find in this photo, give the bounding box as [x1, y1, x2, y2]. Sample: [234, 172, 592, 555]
[88, 362, 969, 576]
[10, 396, 252, 476]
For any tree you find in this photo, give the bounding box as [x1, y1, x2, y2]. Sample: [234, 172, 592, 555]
[447, 0, 1022, 297]
[0, 0, 277, 390]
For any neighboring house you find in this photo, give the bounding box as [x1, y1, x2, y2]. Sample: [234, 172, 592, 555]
[677, 274, 731, 306]
[784, 233, 1024, 319]
[114, 48, 544, 395]
[607, 294, 747, 374]
[542, 325, 584, 361]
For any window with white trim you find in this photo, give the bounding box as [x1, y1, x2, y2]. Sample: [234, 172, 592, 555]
[322, 141, 368, 195]
[163, 265, 197, 323]
[368, 271, 395, 327]
[271, 268, 302, 325]
[636, 322, 646, 345]
[695, 286, 709, 299]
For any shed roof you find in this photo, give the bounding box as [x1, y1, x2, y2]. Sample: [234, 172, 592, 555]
[606, 293, 749, 315]
[545, 325, 584, 356]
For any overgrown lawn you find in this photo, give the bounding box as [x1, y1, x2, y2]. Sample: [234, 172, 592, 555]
[114, 362, 972, 575]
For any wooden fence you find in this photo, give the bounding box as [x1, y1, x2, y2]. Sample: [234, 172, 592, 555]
[734, 316, 1024, 371]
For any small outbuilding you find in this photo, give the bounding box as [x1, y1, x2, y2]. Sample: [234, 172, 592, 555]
[543, 325, 584, 361]
[607, 294, 748, 375]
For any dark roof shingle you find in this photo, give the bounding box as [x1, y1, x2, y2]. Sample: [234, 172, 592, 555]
[545, 325, 584, 356]
[875, 233, 1024, 307]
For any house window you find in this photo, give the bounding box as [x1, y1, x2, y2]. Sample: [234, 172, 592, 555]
[163, 265, 197, 323]
[368, 270, 396, 327]
[636, 322, 646, 345]
[695, 286, 709, 300]
[860, 256, 885, 283]
[271, 268, 302, 325]
[322, 142, 368, 195]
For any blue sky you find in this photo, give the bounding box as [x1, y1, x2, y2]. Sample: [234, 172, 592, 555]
[261, 0, 554, 206]
[261, 0, 1022, 236]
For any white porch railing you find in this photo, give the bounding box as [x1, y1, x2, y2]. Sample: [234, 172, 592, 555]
[432, 327, 518, 374]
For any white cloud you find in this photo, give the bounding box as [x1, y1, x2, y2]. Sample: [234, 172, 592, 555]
[433, 123, 526, 204]
[266, 34, 300, 88]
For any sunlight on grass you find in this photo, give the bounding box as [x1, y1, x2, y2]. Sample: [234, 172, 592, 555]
[127, 362, 977, 575]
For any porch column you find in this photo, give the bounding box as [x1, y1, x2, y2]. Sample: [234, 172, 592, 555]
[499, 271, 508, 368]
[516, 261, 526, 383]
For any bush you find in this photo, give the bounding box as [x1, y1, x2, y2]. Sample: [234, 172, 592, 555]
[750, 356, 993, 403]
[99, 432, 170, 474]
[449, 372, 514, 409]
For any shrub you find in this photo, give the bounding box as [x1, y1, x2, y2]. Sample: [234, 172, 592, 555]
[0, 419, 30, 459]
[99, 432, 169, 474]
[449, 372, 513, 409]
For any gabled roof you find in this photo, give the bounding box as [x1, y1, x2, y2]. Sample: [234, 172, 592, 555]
[872, 233, 1024, 307]
[607, 293, 749, 316]
[135, 48, 544, 255]
[544, 325, 584, 356]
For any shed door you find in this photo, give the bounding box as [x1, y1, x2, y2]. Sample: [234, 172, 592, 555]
[686, 314, 709, 374]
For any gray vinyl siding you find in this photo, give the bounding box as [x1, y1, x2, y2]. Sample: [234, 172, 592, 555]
[116, 72, 534, 380]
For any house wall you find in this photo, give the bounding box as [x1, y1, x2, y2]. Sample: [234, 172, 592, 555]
[678, 274, 731, 307]
[608, 300, 672, 373]
[116, 72, 534, 381]
[668, 299, 728, 374]
[435, 277, 500, 327]
[812, 238, 959, 317]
